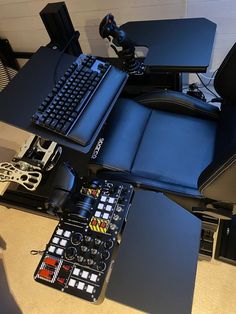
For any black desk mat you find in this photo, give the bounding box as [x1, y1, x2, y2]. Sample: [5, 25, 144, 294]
[107, 191, 201, 314]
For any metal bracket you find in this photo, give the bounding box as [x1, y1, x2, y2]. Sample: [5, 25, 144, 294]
[0, 161, 42, 191]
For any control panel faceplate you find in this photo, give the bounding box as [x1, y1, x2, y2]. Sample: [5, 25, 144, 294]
[34, 179, 133, 303]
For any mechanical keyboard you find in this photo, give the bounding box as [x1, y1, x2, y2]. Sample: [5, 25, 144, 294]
[31, 54, 128, 146]
[34, 178, 133, 303]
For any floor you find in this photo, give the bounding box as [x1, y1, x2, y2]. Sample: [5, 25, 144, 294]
[0, 124, 236, 314]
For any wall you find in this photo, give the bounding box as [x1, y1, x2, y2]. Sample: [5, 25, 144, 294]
[0, 1, 236, 71]
[0, 0, 186, 58]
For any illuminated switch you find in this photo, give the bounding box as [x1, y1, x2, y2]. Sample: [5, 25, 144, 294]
[105, 205, 112, 212]
[48, 246, 56, 253]
[103, 213, 109, 219]
[56, 248, 63, 255]
[73, 268, 80, 276]
[100, 221, 107, 228]
[108, 197, 115, 204]
[101, 196, 107, 202]
[91, 189, 99, 197]
[64, 231, 71, 238]
[91, 219, 97, 226]
[68, 279, 76, 287]
[90, 274, 98, 282]
[56, 228, 63, 236]
[60, 239, 67, 247]
[52, 237, 60, 244]
[77, 281, 85, 290]
[86, 285, 94, 294]
[81, 270, 89, 279]
[98, 203, 104, 210]
[95, 211, 101, 217]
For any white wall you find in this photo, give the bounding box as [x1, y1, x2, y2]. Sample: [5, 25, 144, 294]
[1, 1, 236, 71]
[0, 0, 187, 58]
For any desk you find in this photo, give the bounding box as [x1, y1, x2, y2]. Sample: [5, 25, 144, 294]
[108, 191, 200, 314]
[0, 191, 200, 314]
[0, 47, 125, 156]
[121, 18, 216, 73]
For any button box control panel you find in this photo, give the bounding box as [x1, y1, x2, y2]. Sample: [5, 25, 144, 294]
[34, 179, 133, 303]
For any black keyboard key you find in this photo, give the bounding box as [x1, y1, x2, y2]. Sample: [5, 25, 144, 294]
[61, 122, 71, 134]
[50, 119, 59, 128]
[71, 112, 78, 118]
[38, 105, 46, 111]
[45, 118, 52, 126]
[56, 123, 63, 131]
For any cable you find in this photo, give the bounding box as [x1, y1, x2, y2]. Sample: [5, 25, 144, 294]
[30, 249, 45, 256]
[199, 68, 219, 86]
[198, 68, 218, 86]
[196, 73, 218, 98]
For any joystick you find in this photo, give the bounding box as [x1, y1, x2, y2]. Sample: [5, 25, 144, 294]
[99, 14, 144, 75]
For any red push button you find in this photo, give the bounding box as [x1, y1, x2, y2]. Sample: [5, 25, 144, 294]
[100, 221, 107, 228]
[91, 219, 97, 226]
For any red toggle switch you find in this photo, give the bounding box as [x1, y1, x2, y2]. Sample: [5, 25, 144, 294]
[62, 264, 71, 271]
[44, 257, 59, 267]
[38, 269, 53, 280]
[57, 277, 65, 285]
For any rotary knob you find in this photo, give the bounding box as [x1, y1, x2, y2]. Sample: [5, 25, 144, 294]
[65, 247, 77, 260]
[97, 261, 106, 272]
[71, 232, 83, 245]
[101, 250, 110, 260]
[104, 239, 114, 250]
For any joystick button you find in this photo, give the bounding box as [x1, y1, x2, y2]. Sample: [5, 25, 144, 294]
[90, 248, 98, 256]
[94, 238, 102, 247]
[86, 258, 94, 266]
[77, 255, 84, 264]
[84, 236, 92, 244]
[80, 245, 88, 253]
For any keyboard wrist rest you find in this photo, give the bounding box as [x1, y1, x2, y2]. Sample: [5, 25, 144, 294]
[68, 67, 128, 146]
